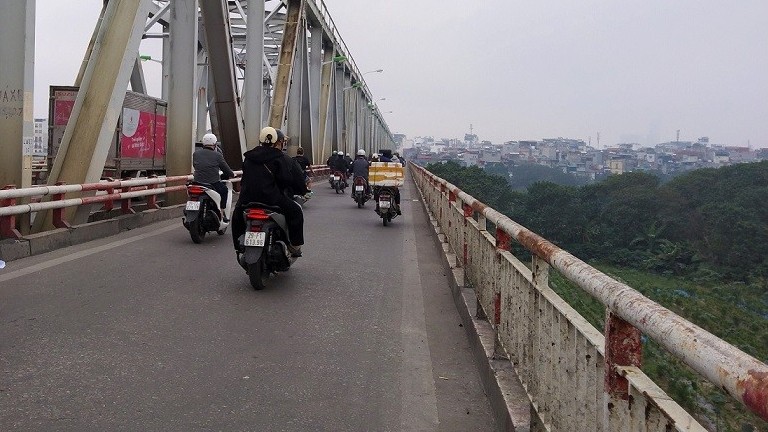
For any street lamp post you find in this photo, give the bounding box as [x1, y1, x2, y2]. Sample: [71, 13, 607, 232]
[139, 54, 162, 64]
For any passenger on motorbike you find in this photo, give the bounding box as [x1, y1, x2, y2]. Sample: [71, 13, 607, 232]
[193, 133, 235, 220]
[232, 127, 308, 257]
[293, 146, 313, 190]
[351, 149, 371, 196]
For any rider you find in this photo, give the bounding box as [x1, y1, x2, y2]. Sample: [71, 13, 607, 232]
[193, 133, 235, 219]
[293, 147, 313, 190]
[232, 127, 308, 257]
[331, 150, 350, 185]
[350, 149, 371, 196]
[376, 149, 402, 215]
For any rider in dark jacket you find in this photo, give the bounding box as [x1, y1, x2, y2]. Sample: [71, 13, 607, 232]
[350, 149, 370, 195]
[232, 127, 308, 256]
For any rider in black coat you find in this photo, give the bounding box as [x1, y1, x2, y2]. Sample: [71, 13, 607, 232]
[232, 128, 308, 255]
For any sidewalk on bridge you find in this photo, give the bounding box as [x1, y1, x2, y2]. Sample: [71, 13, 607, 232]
[411, 180, 534, 431]
[0, 205, 184, 262]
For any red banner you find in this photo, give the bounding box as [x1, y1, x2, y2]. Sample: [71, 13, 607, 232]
[155, 114, 166, 158]
[53, 90, 77, 126]
[121, 109, 165, 159]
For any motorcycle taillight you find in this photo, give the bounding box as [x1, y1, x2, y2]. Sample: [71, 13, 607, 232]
[246, 209, 270, 220]
[188, 186, 205, 195]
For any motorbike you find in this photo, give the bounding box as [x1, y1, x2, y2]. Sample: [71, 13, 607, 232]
[351, 176, 370, 208]
[183, 181, 233, 243]
[375, 186, 400, 226]
[236, 202, 299, 290]
[330, 171, 347, 194]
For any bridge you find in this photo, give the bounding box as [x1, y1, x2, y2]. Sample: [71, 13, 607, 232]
[1, 1, 767, 431]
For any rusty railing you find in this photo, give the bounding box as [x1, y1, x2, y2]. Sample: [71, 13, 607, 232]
[410, 162, 768, 431]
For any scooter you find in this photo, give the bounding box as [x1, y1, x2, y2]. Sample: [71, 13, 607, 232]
[182, 181, 233, 243]
[351, 176, 370, 208]
[236, 203, 298, 290]
[330, 171, 347, 194]
[375, 186, 400, 226]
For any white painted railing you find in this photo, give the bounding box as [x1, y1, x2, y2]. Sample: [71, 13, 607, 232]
[0, 166, 330, 239]
[410, 163, 768, 430]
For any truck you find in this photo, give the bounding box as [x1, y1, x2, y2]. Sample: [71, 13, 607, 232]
[48, 86, 168, 180]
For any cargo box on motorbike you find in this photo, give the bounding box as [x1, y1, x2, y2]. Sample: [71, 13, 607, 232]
[370, 162, 404, 187]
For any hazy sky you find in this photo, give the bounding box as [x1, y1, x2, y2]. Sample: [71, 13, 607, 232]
[33, 0, 768, 147]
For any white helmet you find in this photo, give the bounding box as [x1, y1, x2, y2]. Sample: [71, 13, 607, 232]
[346, 152, 351, 157]
[357, 149, 366, 156]
[337, 150, 344, 155]
[202, 133, 217, 147]
[259, 126, 278, 144]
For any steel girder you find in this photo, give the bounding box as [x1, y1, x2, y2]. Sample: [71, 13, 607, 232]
[41, 0, 154, 228]
[0, 0, 35, 192]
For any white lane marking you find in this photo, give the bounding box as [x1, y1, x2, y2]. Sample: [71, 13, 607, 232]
[400, 185, 440, 431]
[0, 224, 179, 284]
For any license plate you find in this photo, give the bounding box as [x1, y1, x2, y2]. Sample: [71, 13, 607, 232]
[244, 231, 266, 247]
[185, 201, 200, 211]
[355, 186, 364, 191]
[333, 176, 340, 181]
[379, 200, 390, 209]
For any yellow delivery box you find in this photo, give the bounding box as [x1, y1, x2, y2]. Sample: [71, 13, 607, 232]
[370, 162, 405, 187]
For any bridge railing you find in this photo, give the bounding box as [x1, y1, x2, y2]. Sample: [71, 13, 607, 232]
[409, 163, 768, 430]
[0, 166, 329, 240]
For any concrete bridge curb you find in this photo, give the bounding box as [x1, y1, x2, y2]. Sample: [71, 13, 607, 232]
[0, 205, 184, 262]
[414, 184, 533, 432]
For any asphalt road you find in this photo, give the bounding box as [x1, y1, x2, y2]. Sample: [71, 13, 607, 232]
[0, 175, 496, 431]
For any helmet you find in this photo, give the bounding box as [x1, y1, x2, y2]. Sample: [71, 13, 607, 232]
[296, 147, 304, 155]
[346, 153, 351, 157]
[259, 127, 277, 144]
[259, 127, 285, 145]
[337, 150, 344, 155]
[202, 133, 217, 147]
[357, 149, 366, 156]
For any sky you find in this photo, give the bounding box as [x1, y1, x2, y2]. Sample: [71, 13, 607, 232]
[33, 0, 768, 148]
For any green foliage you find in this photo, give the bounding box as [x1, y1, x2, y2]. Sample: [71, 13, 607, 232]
[508, 163, 590, 189]
[427, 160, 768, 282]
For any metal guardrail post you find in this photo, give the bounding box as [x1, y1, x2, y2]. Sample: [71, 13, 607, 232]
[494, 227, 511, 328]
[103, 178, 115, 212]
[51, 183, 71, 229]
[120, 178, 135, 215]
[146, 175, 160, 209]
[604, 312, 643, 428]
[462, 203, 472, 267]
[0, 185, 23, 239]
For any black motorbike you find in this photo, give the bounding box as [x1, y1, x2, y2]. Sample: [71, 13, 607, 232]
[352, 176, 370, 208]
[375, 186, 399, 226]
[236, 203, 298, 290]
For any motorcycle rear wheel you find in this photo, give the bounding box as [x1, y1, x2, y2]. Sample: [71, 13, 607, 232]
[248, 260, 266, 290]
[189, 218, 206, 243]
[335, 183, 341, 194]
[382, 215, 389, 226]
